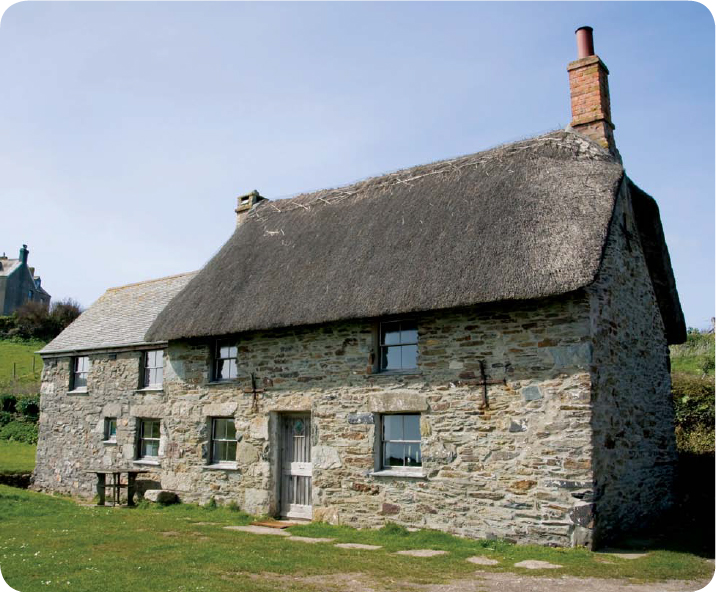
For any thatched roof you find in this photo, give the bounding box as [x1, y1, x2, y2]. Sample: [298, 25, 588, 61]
[146, 130, 684, 344]
[41, 272, 196, 355]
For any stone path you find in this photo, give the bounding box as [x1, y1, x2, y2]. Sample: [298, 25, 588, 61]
[396, 549, 447, 557]
[223, 525, 291, 536]
[335, 543, 383, 550]
[466, 556, 500, 565]
[513, 560, 562, 569]
[288, 536, 335, 544]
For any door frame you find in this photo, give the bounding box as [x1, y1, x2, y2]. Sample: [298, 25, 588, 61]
[277, 412, 313, 520]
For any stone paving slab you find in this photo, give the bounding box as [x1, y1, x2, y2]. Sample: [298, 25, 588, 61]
[287, 536, 335, 544]
[223, 525, 292, 536]
[396, 549, 448, 557]
[467, 556, 500, 565]
[513, 560, 562, 570]
[335, 543, 382, 550]
[596, 549, 649, 560]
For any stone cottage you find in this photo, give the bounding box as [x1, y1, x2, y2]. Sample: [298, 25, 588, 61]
[35, 28, 686, 548]
[0, 244, 51, 314]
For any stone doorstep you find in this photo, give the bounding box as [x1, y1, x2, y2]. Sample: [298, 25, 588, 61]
[596, 550, 649, 560]
[513, 560, 563, 570]
[334, 543, 383, 550]
[467, 556, 500, 566]
[223, 525, 292, 536]
[395, 549, 448, 557]
[287, 536, 335, 544]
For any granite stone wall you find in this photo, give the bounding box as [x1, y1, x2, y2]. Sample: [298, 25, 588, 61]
[587, 181, 678, 545]
[35, 292, 599, 547]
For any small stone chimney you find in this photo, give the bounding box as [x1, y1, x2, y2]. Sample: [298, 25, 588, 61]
[567, 27, 620, 160]
[19, 244, 29, 265]
[235, 190, 267, 226]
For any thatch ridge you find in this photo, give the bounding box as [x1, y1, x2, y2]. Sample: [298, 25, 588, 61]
[146, 130, 640, 342]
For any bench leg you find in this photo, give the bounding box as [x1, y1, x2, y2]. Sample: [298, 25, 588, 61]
[127, 473, 138, 506]
[96, 474, 106, 506]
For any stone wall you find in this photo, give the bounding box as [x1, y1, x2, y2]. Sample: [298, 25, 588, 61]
[587, 180, 678, 545]
[36, 293, 598, 547]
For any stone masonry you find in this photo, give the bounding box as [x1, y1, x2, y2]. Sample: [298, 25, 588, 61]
[33, 181, 677, 548]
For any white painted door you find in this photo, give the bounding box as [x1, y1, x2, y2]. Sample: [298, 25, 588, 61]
[280, 414, 312, 519]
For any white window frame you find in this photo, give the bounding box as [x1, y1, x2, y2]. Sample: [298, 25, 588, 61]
[104, 418, 117, 443]
[378, 321, 418, 373]
[138, 419, 161, 460]
[142, 350, 164, 389]
[378, 413, 423, 474]
[210, 418, 237, 466]
[213, 340, 238, 382]
[71, 356, 90, 391]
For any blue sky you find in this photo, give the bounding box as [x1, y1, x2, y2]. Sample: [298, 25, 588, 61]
[0, 1, 713, 329]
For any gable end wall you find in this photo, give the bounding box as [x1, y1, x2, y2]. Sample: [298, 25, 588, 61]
[587, 180, 678, 544]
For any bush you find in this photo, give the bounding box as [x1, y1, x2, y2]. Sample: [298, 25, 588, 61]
[0, 420, 38, 444]
[672, 373, 715, 454]
[379, 522, 410, 536]
[0, 411, 13, 427]
[16, 395, 39, 420]
[7, 298, 82, 341]
[1, 394, 17, 413]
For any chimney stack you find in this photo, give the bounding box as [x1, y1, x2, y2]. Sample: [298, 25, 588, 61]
[235, 190, 267, 226]
[567, 27, 620, 160]
[19, 244, 28, 265]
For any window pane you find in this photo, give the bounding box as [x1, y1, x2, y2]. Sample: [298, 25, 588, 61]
[154, 350, 163, 367]
[384, 442, 405, 467]
[212, 441, 222, 462]
[74, 374, 87, 389]
[155, 367, 163, 386]
[227, 359, 237, 379]
[225, 419, 236, 440]
[406, 443, 422, 467]
[214, 419, 226, 439]
[382, 323, 401, 346]
[151, 421, 161, 439]
[403, 415, 421, 441]
[400, 323, 418, 344]
[383, 415, 402, 441]
[216, 359, 227, 380]
[226, 441, 237, 462]
[382, 346, 402, 371]
[401, 345, 418, 369]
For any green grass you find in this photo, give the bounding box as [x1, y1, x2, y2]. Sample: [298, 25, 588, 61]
[671, 330, 715, 377]
[0, 338, 45, 395]
[0, 487, 711, 592]
[0, 441, 36, 474]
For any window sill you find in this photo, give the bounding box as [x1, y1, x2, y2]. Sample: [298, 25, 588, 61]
[67, 389, 89, 395]
[203, 463, 239, 471]
[102, 440, 117, 446]
[367, 370, 423, 378]
[371, 469, 426, 479]
[135, 387, 164, 393]
[133, 459, 160, 467]
[206, 380, 240, 387]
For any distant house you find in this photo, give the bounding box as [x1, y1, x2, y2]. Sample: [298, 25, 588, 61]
[35, 28, 686, 548]
[0, 244, 51, 315]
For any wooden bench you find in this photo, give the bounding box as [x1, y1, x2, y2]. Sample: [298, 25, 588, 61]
[85, 469, 150, 507]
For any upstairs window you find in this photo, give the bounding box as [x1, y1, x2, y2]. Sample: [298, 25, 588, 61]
[214, 340, 237, 381]
[71, 356, 90, 391]
[379, 321, 418, 372]
[138, 419, 161, 459]
[143, 350, 164, 388]
[211, 418, 237, 464]
[381, 414, 422, 470]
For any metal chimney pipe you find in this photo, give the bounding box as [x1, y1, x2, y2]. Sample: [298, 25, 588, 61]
[575, 26, 595, 59]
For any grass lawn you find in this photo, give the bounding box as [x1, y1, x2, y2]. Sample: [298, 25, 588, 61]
[0, 487, 712, 592]
[0, 339, 45, 394]
[0, 441, 36, 474]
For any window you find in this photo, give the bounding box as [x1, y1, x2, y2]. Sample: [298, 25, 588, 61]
[381, 414, 422, 470]
[71, 356, 90, 390]
[104, 418, 117, 442]
[143, 350, 164, 388]
[213, 340, 237, 381]
[138, 419, 160, 459]
[211, 418, 237, 464]
[379, 321, 418, 372]
[28, 290, 33, 300]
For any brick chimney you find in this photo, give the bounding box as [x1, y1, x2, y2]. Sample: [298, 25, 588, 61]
[235, 190, 267, 226]
[567, 27, 620, 160]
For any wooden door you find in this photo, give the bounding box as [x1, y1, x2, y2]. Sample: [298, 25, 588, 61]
[280, 414, 312, 519]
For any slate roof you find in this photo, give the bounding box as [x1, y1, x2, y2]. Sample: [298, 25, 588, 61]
[146, 130, 685, 344]
[0, 258, 21, 277]
[40, 272, 196, 355]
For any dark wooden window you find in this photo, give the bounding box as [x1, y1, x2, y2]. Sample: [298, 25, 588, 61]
[143, 350, 164, 388]
[138, 419, 160, 458]
[211, 418, 237, 464]
[104, 418, 117, 442]
[71, 356, 90, 390]
[379, 321, 418, 372]
[381, 414, 422, 469]
[214, 340, 238, 381]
